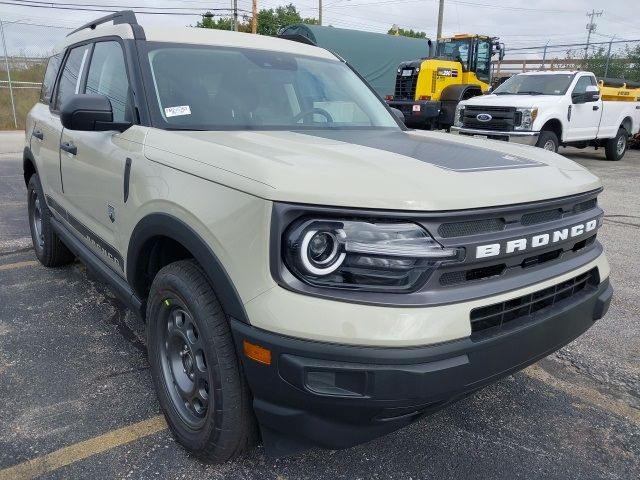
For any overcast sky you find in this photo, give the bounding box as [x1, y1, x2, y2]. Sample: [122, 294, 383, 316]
[1, 0, 638, 57]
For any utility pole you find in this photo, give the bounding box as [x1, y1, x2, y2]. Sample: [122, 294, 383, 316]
[541, 40, 550, 70]
[584, 9, 603, 59]
[319, 0, 322, 26]
[251, 0, 257, 34]
[436, 0, 444, 40]
[0, 17, 17, 129]
[604, 35, 615, 77]
[233, 0, 238, 31]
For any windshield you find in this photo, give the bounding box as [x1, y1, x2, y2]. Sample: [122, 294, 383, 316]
[436, 38, 471, 71]
[493, 73, 575, 95]
[143, 44, 399, 131]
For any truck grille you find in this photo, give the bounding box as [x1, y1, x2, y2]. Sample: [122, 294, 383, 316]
[462, 105, 517, 131]
[470, 268, 599, 336]
[395, 72, 418, 100]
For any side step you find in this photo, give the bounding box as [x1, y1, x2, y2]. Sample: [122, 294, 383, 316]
[50, 216, 145, 318]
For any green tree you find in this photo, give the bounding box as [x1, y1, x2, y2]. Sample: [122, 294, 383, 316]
[195, 4, 318, 37]
[195, 12, 250, 32]
[256, 4, 318, 36]
[387, 27, 427, 39]
[561, 43, 640, 81]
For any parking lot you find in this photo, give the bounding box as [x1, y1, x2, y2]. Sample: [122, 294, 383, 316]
[0, 129, 638, 479]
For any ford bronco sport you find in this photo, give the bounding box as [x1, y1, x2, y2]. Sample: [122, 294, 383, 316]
[24, 11, 613, 461]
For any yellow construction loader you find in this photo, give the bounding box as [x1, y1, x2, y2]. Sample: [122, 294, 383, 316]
[388, 34, 504, 129]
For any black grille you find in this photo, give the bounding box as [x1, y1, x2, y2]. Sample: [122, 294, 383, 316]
[395, 72, 418, 100]
[440, 264, 506, 286]
[574, 198, 597, 213]
[438, 218, 506, 238]
[521, 209, 563, 225]
[461, 105, 517, 132]
[470, 268, 599, 335]
[465, 106, 513, 113]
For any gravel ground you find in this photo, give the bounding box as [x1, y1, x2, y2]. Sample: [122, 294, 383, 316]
[0, 131, 638, 479]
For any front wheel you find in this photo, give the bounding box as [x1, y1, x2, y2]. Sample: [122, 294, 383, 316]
[605, 128, 627, 161]
[147, 260, 256, 462]
[536, 130, 559, 153]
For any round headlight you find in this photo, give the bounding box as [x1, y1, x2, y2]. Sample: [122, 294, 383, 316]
[300, 230, 346, 276]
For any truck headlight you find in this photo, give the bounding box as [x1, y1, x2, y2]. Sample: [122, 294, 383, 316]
[454, 104, 465, 127]
[515, 107, 538, 131]
[283, 219, 461, 292]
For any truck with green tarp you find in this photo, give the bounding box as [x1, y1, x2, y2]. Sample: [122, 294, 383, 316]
[279, 24, 433, 98]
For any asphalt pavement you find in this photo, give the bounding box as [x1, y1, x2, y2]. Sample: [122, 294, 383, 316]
[0, 130, 638, 479]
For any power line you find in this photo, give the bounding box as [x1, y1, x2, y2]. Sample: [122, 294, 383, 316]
[0, 0, 251, 15]
[508, 38, 640, 52]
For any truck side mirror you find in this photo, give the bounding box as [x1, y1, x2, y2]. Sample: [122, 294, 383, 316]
[584, 85, 600, 103]
[60, 94, 132, 132]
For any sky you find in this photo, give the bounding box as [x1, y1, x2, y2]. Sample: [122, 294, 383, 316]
[0, 0, 639, 57]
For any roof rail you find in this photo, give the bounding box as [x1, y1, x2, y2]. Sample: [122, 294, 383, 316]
[67, 10, 138, 37]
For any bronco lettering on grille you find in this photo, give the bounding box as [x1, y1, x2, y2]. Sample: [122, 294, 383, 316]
[475, 219, 599, 259]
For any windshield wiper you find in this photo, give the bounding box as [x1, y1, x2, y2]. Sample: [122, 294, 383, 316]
[516, 91, 545, 95]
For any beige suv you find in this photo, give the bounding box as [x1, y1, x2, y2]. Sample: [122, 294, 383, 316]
[24, 11, 613, 462]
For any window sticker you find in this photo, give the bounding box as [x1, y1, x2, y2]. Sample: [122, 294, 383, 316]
[165, 105, 191, 117]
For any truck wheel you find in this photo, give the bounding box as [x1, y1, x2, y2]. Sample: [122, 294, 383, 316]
[536, 131, 559, 152]
[27, 174, 75, 267]
[147, 260, 256, 462]
[605, 128, 627, 161]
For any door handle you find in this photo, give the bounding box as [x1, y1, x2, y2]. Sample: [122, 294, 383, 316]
[32, 129, 44, 140]
[60, 141, 77, 156]
[593, 105, 600, 111]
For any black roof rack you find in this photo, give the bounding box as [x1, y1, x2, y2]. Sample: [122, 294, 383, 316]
[67, 10, 138, 37]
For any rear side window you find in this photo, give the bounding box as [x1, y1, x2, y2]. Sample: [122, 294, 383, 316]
[54, 44, 91, 111]
[85, 41, 131, 122]
[40, 54, 62, 104]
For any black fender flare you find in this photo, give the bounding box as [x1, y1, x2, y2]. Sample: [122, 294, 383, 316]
[438, 84, 483, 127]
[127, 213, 250, 324]
[440, 84, 483, 102]
[23, 146, 38, 186]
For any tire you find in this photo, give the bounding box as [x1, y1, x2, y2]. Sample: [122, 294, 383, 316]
[147, 260, 257, 463]
[27, 174, 75, 267]
[536, 130, 559, 153]
[605, 128, 628, 161]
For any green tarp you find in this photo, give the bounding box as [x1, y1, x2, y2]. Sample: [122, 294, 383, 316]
[279, 24, 432, 97]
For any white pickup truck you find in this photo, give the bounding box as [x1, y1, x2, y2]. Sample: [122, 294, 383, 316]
[452, 71, 640, 160]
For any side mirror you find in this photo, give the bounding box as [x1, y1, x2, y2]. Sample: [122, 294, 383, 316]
[571, 91, 586, 104]
[390, 107, 405, 124]
[584, 85, 600, 103]
[60, 94, 131, 132]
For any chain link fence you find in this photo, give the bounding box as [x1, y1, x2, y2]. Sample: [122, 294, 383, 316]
[0, 21, 71, 129]
[493, 39, 640, 81]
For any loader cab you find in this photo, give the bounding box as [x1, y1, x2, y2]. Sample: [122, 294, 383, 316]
[436, 35, 502, 84]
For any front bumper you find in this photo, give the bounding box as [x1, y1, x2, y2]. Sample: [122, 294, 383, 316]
[451, 126, 540, 146]
[388, 99, 440, 127]
[231, 277, 612, 454]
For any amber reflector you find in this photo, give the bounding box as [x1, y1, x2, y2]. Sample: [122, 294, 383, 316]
[243, 340, 272, 365]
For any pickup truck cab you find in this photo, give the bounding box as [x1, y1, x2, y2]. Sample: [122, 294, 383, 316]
[452, 71, 640, 160]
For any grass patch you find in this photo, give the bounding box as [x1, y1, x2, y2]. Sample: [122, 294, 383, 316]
[1, 62, 46, 130]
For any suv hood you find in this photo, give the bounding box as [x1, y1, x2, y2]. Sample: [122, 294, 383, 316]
[143, 128, 600, 211]
[463, 93, 565, 108]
